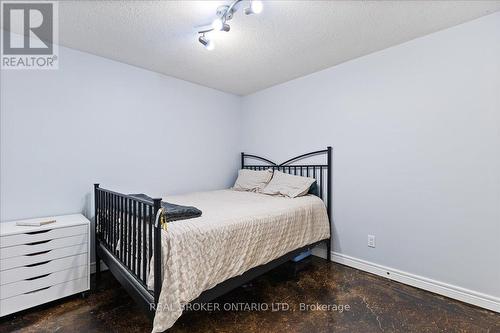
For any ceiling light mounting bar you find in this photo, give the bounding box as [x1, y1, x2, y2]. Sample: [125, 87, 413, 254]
[218, 0, 243, 23]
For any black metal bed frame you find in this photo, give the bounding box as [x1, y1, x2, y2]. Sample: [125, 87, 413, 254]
[94, 147, 332, 321]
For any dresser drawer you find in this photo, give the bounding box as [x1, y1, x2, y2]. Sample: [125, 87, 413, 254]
[1, 243, 87, 271]
[0, 234, 88, 259]
[0, 277, 87, 316]
[1, 253, 87, 285]
[0, 225, 87, 248]
[0, 265, 87, 300]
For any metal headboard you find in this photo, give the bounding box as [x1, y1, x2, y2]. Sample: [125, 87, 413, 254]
[241, 146, 332, 224]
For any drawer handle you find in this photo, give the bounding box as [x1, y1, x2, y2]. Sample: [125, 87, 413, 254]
[25, 260, 51, 267]
[24, 286, 50, 294]
[25, 273, 51, 281]
[25, 230, 51, 235]
[26, 240, 51, 246]
[26, 250, 51, 256]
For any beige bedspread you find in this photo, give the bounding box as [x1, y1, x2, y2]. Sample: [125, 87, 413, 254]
[148, 189, 330, 332]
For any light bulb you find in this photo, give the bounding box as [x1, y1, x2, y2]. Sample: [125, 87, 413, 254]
[211, 18, 223, 31]
[245, 0, 263, 15]
[251, 0, 263, 14]
[205, 40, 215, 51]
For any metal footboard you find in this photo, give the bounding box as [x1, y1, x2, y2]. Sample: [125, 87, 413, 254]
[94, 184, 163, 313]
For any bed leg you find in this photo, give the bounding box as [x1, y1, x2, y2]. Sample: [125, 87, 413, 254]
[153, 198, 163, 309]
[326, 239, 331, 262]
[95, 249, 101, 285]
[94, 183, 101, 287]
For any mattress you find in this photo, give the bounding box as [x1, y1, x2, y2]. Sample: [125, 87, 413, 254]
[148, 189, 330, 333]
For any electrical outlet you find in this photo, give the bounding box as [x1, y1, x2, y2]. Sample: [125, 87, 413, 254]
[368, 235, 376, 248]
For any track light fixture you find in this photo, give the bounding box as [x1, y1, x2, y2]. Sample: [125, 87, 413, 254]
[197, 0, 263, 50]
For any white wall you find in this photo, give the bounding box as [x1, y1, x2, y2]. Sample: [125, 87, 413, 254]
[1, 11, 499, 310]
[0, 45, 241, 223]
[241, 12, 500, 301]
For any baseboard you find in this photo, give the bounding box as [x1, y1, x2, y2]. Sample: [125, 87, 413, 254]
[329, 251, 500, 313]
[90, 261, 108, 274]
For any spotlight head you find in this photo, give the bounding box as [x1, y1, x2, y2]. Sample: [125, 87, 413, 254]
[211, 18, 224, 31]
[199, 36, 214, 50]
[245, 0, 263, 15]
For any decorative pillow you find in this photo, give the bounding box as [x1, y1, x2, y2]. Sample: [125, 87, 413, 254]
[261, 171, 316, 198]
[233, 169, 273, 192]
[308, 181, 319, 196]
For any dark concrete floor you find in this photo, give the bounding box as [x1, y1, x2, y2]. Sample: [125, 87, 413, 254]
[1, 257, 499, 333]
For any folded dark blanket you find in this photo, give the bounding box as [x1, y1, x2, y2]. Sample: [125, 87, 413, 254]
[128, 193, 202, 222]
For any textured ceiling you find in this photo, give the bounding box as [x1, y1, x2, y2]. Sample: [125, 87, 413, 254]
[53, 1, 500, 95]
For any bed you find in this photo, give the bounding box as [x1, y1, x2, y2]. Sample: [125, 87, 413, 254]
[94, 147, 332, 332]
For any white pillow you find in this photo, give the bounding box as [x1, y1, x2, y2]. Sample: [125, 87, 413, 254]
[261, 171, 315, 198]
[233, 169, 273, 192]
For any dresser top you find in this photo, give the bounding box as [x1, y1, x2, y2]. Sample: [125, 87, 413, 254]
[0, 214, 89, 236]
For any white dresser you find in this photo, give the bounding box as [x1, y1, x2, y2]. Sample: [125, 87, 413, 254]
[0, 214, 90, 317]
